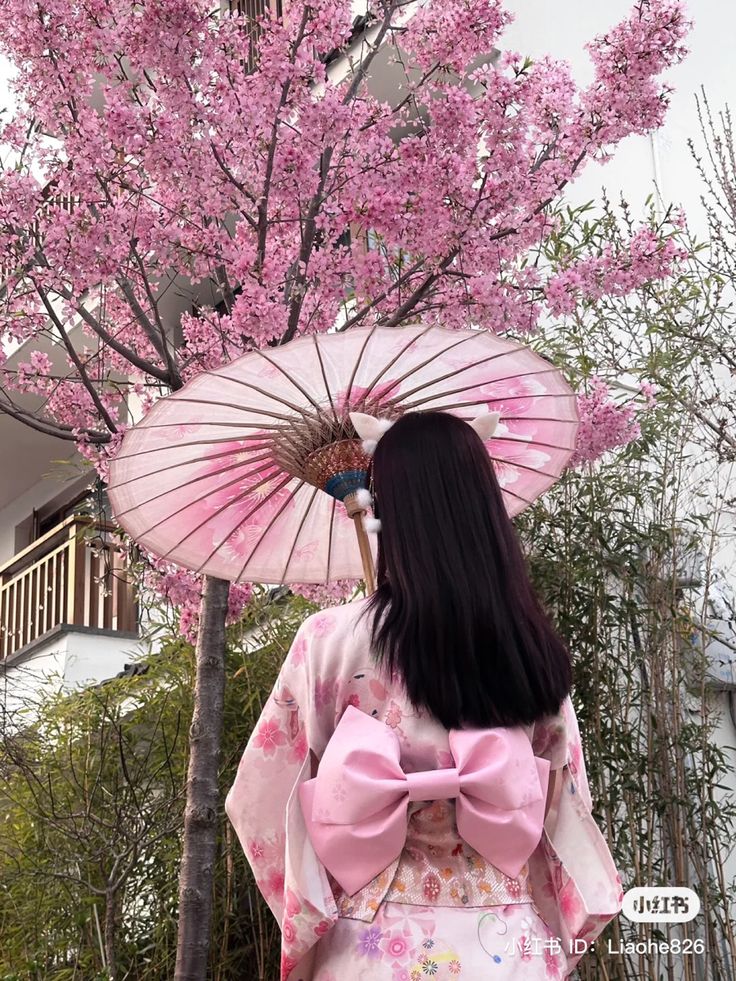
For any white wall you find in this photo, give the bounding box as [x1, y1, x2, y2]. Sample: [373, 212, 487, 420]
[1, 629, 145, 730]
[0, 466, 83, 563]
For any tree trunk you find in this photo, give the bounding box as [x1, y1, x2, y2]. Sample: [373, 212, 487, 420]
[104, 888, 117, 981]
[175, 575, 231, 981]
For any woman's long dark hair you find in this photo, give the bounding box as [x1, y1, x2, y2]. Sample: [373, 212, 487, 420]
[359, 409, 572, 729]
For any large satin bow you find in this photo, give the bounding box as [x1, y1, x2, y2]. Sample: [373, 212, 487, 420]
[298, 705, 551, 896]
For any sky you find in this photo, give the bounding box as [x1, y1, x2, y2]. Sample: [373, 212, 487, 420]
[503, 0, 736, 236]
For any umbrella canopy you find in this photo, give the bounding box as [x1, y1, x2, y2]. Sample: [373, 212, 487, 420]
[107, 324, 579, 584]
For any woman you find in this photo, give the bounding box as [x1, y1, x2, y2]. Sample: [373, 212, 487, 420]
[226, 410, 623, 981]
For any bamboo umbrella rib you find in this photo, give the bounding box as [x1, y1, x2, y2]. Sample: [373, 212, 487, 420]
[422, 397, 577, 422]
[109, 446, 275, 490]
[357, 322, 449, 406]
[312, 334, 338, 417]
[186, 475, 299, 576]
[404, 388, 578, 413]
[204, 373, 320, 416]
[230, 479, 308, 582]
[157, 396, 303, 422]
[481, 416, 578, 424]
[278, 485, 321, 584]
[393, 355, 560, 405]
[485, 455, 566, 481]
[132, 420, 290, 431]
[500, 484, 536, 508]
[251, 347, 325, 413]
[442, 400, 579, 423]
[342, 323, 380, 408]
[111, 433, 273, 462]
[111, 455, 279, 519]
[456, 433, 576, 453]
[405, 362, 576, 403]
[136, 467, 295, 554]
[363, 327, 503, 406]
[184, 344, 315, 410]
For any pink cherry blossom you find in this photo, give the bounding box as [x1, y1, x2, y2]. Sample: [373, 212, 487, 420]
[292, 580, 359, 607]
[569, 376, 643, 466]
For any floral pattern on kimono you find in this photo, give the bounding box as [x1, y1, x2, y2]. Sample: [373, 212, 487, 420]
[225, 598, 624, 981]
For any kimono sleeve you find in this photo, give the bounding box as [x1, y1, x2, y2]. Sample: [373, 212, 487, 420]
[528, 695, 624, 974]
[224, 619, 338, 981]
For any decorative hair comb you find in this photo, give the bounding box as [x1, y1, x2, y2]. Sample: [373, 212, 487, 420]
[347, 409, 502, 535]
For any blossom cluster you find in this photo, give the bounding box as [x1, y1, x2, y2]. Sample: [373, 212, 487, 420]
[142, 553, 253, 645]
[569, 376, 645, 467]
[290, 580, 361, 608]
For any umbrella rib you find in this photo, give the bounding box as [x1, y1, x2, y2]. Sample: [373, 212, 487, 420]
[251, 348, 325, 413]
[458, 433, 576, 453]
[384, 341, 536, 403]
[357, 322, 438, 406]
[134, 467, 293, 551]
[156, 396, 301, 422]
[342, 323, 379, 409]
[205, 374, 315, 416]
[111, 456, 278, 519]
[111, 433, 272, 462]
[229, 479, 308, 582]
[483, 415, 578, 424]
[159, 472, 297, 569]
[400, 368, 575, 410]
[500, 484, 536, 508]
[109, 447, 274, 490]
[133, 420, 285, 431]
[186, 473, 299, 577]
[409, 389, 578, 413]
[422, 395, 579, 418]
[278, 485, 320, 584]
[312, 335, 338, 418]
[486, 455, 568, 482]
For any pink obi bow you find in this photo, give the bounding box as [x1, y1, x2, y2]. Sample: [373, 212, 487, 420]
[298, 705, 551, 896]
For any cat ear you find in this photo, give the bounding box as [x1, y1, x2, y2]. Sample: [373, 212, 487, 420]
[349, 411, 395, 446]
[468, 410, 501, 441]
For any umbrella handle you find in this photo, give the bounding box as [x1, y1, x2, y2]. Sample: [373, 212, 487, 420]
[352, 512, 376, 594]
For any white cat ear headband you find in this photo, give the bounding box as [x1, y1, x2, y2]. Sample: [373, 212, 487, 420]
[348, 409, 501, 534]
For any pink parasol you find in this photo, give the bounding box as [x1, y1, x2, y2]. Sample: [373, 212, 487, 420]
[107, 324, 579, 586]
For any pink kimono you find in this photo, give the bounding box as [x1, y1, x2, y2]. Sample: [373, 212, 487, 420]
[225, 598, 624, 980]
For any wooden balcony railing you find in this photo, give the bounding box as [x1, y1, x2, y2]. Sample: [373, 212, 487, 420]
[0, 515, 138, 662]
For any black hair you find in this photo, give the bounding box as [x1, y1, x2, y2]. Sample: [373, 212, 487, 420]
[359, 409, 572, 729]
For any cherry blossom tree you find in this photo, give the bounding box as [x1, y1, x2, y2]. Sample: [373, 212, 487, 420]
[0, 1, 691, 977]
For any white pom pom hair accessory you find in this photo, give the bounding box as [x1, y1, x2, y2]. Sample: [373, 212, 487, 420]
[363, 516, 382, 535]
[351, 486, 381, 535]
[353, 487, 373, 510]
[348, 408, 502, 456]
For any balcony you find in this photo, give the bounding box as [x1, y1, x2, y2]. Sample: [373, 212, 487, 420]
[0, 515, 138, 663]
